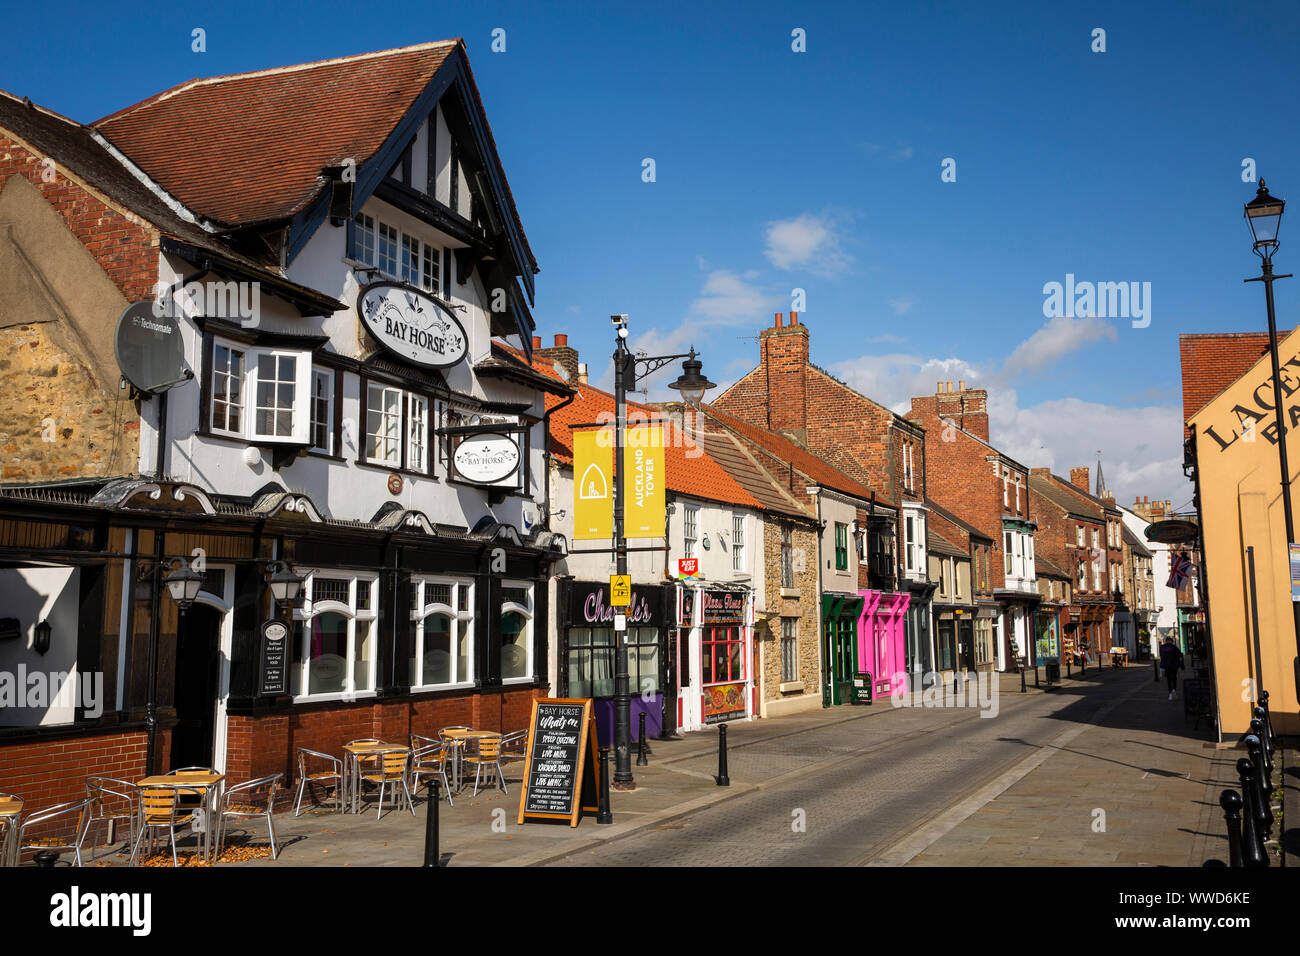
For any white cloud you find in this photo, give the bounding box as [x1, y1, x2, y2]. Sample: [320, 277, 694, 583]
[1000, 315, 1117, 377]
[887, 297, 913, 316]
[827, 353, 983, 414]
[689, 269, 774, 320]
[763, 212, 851, 276]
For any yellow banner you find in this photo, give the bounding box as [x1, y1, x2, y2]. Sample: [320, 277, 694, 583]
[624, 423, 665, 538]
[573, 428, 613, 540]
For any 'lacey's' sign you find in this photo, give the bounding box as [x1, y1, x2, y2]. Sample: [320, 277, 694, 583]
[357, 282, 468, 369]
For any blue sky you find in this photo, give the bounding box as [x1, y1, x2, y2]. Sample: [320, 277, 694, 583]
[7, 0, 1299, 507]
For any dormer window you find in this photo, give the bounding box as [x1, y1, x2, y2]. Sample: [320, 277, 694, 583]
[350, 212, 441, 294]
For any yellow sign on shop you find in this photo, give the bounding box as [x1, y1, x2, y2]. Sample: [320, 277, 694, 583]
[624, 423, 665, 538]
[573, 428, 613, 540]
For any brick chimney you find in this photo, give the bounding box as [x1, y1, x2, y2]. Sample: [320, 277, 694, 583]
[535, 333, 579, 382]
[909, 381, 990, 442]
[758, 312, 810, 442]
[1069, 466, 1090, 492]
[577, 362, 588, 385]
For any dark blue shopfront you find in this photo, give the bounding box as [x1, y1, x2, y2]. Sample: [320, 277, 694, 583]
[557, 578, 674, 744]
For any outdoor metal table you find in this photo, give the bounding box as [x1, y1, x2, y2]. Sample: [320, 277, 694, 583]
[342, 743, 410, 813]
[439, 730, 500, 793]
[0, 796, 23, 867]
[136, 772, 224, 862]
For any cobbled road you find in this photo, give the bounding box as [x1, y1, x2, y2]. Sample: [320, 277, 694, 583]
[545, 671, 1144, 866]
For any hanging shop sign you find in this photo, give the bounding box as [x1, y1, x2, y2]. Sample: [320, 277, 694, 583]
[573, 428, 613, 540]
[702, 589, 746, 624]
[568, 581, 660, 628]
[450, 431, 521, 486]
[258, 620, 289, 696]
[357, 282, 468, 369]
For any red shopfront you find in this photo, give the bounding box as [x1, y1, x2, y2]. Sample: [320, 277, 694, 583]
[675, 586, 754, 731]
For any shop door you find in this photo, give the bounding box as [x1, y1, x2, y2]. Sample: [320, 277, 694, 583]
[172, 603, 222, 769]
[959, 619, 975, 672]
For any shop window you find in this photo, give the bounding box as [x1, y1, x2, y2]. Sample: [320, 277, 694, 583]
[702, 625, 745, 684]
[566, 627, 658, 698]
[291, 572, 378, 700]
[409, 577, 474, 689]
[936, 619, 956, 671]
[834, 522, 849, 571]
[208, 338, 312, 444]
[500, 581, 534, 681]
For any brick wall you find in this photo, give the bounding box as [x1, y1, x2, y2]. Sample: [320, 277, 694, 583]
[760, 519, 821, 711]
[911, 381, 990, 443]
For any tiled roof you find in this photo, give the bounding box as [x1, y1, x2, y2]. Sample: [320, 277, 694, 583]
[925, 498, 994, 542]
[0, 90, 342, 313]
[1035, 554, 1070, 579]
[546, 384, 762, 510]
[698, 429, 809, 518]
[479, 342, 572, 396]
[1180, 331, 1292, 436]
[700, 404, 888, 505]
[1029, 473, 1105, 520]
[927, 528, 968, 559]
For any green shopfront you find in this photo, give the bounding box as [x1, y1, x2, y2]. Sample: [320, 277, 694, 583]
[822, 592, 863, 705]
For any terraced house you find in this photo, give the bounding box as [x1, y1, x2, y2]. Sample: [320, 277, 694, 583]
[0, 41, 569, 805]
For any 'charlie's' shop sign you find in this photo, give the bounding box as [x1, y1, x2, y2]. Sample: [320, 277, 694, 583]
[568, 581, 661, 628]
[1197, 350, 1300, 453]
[358, 282, 468, 369]
[451, 431, 521, 486]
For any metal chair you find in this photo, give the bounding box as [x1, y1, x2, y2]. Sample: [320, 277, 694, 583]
[294, 748, 344, 816]
[217, 774, 282, 860]
[0, 792, 23, 868]
[409, 738, 454, 807]
[131, 786, 196, 867]
[344, 739, 386, 811]
[463, 733, 511, 796]
[359, 749, 414, 819]
[80, 777, 139, 862]
[15, 799, 91, 867]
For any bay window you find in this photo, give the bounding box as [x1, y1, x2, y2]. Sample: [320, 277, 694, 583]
[409, 577, 474, 688]
[207, 337, 312, 444]
[291, 571, 378, 700]
[500, 582, 534, 681]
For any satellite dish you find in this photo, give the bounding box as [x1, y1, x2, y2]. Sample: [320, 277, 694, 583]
[114, 301, 192, 394]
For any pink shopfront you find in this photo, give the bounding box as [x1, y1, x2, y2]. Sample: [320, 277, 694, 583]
[858, 589, 910, 699]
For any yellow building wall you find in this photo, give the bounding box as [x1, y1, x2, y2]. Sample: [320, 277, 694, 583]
[1190, 328, 1300, 736]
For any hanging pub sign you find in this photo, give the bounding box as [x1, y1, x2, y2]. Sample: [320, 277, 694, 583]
[357, 281, 468, 369]
[702, 589, 746, 624]
[450, 430, 521, 486]
[258, 620, 290, 696]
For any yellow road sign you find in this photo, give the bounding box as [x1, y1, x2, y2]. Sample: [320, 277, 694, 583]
[610, 574, 631, 607]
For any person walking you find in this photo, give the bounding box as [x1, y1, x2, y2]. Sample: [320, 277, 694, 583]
[1159, 637, 1183, 700]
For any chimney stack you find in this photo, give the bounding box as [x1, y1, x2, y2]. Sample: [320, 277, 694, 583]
[775, 312, 784, 327]
[534, 333, 580, 382]
[790, 311, 799, 325]
[910, 378, 990, 442]
[757, 307, 812, 440]
[1069, 466, 1090, 492]
[577, 362, 588, 385]
[532, 335, 541, 349]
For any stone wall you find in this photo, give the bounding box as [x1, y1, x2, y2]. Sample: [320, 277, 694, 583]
[760, 517, 822, 717]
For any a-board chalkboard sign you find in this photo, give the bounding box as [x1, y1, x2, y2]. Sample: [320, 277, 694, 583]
[259, 620, 289, 696]
[517, 698, 600, 827]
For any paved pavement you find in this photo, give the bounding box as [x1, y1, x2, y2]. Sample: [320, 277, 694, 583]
[77, 662, 1236, 867]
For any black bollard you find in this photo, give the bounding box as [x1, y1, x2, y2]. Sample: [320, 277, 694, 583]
[1020, 664, 1026, 693]
[1067, 655, 1072, 679]
[1245, 735, 1273, 833]
[953, 670, 959, 699]
[1034, 664, 1040, 689]
[1220, 789, 1244, 868]
[1260, 691, 1276, 753]
[1154, 654, 1160, 682]
[422, 780, 441, 868]
[1250, 718, 1274, 786]
[1253, 708, 1274, 764]
[33, 851, 58, 867]
[636, 712, 649, 767]
[1237, 758, 1269, 868]
[715, 723, 730, 787]
[597, 746, 613, 824]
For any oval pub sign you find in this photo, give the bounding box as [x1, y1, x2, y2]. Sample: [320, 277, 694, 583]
[358, 282, 468, 369]
[453, 432, 520, 484]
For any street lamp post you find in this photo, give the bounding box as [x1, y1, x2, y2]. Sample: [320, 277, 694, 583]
[144, 557, 203, 775]
[609, 314, 715, 788]
[1243, 180, 1300, 700]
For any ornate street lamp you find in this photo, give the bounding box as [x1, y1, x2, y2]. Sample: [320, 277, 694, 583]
[1242, 180, 1300, 700]
[163, 559, 203, 611]
[265, 560, 304, 609]
[608, 316, 716, 788]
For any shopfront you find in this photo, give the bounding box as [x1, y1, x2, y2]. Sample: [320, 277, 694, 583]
[863, 590, 911, 696]
[1035, 608, 1060, 663]
[556, 578, 672, 745]
[822, 592, 863, 705]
